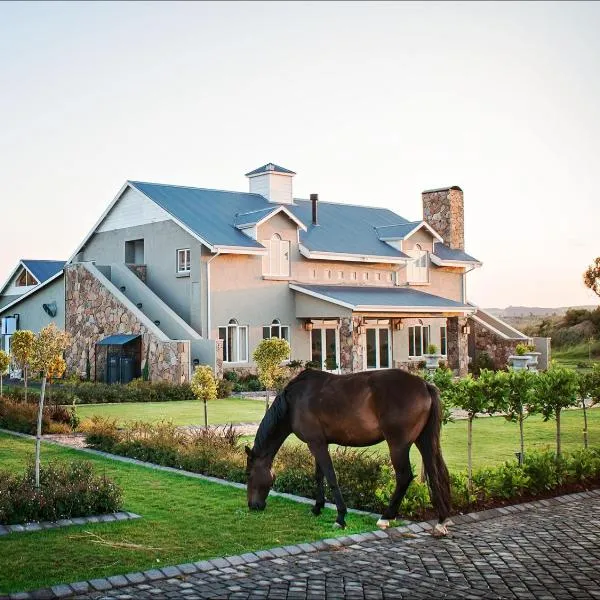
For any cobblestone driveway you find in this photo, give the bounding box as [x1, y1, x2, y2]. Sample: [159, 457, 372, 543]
[67, 493, 600, 600]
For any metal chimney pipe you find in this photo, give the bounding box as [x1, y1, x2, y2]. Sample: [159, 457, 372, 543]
[310, 193, 318, 225]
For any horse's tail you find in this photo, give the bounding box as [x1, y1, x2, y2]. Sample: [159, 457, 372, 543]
[416, 383, 451, 524]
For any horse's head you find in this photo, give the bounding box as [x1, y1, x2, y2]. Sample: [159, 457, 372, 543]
[245, 445, 275, 511]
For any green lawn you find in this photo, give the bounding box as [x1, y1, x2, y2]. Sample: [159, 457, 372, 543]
[0, 432, 376, 595]
[553, 342, 600, 372]
[75, 397, 266, 427]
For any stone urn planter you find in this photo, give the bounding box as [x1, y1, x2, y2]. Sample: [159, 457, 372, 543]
[423, 345, 443, 371]
[524, 351, 542, 372]
[508, 355, 530, 371]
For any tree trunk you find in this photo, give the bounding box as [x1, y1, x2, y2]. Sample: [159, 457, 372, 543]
[582, 400, 588, 449]
[35, 375, 47, 488]
[467, 415, 473, 497]
[203, 398, 208, 429]
[519, 410, 525, 464]
[265, 389, 270, 414]
[556, 408, 561, 458]
[0, 372, 3, 398]
[24, 365, 28, 402]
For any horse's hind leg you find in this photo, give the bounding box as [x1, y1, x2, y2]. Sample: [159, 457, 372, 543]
[378, 442, 413, 529]
[311, 461, 325, 516]
[308, 442, 347, 528]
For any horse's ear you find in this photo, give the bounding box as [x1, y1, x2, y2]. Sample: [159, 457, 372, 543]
[244, 445, 253, 458]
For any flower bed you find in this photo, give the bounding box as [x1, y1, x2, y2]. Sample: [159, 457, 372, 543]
[0, 399, 78, 435]
[0, 460, 123, 525]
[83, 418, 600, 519]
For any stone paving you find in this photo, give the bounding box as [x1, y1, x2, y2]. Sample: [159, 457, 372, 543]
[20, 490, 598, 600]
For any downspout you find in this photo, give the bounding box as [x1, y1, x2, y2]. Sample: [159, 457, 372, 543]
[206, 250, 221, 340]
[462, 265, 476, 303]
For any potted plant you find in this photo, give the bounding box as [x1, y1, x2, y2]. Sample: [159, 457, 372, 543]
[522, 343, 541, 372]
[508, 343, 531, 371]
[423, 343, 443, 370]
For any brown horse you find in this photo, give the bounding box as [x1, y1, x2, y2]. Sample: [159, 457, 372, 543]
[246, 368, 452, 535]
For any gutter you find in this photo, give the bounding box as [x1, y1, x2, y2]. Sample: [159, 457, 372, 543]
[206, 250, 221, 340]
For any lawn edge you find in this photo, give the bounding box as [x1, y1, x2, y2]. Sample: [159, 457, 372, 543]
[3, 488, 599, 599]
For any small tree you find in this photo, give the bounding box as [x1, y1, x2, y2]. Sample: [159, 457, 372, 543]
[0, 349, 10, 398]
[253, 337, 291, 414]
[578, 365, 600, 449]
[534, 365, 579, 457]
[11, 330, 35, 401]
[30, 324, 69, 488]
[504, 368, 537, 462]
[190, 365, 217, 428]
[583, 257, 600, 297]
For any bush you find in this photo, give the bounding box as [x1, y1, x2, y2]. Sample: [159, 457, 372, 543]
[217, 379, 234, 399]
[0, 460, 122, 525]
[0, 400, 50, 434]
[470, 351, 496, 375]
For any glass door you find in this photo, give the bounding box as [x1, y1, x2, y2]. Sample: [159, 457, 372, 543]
[311, 327, 340, 372]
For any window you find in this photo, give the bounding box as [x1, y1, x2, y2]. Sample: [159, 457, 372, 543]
[311, 269, 317, 279]
[262, 234, 290, 276]
[408, 321, 431, 357]
[440, 325, 447, 356]
[177, 249, 191, 274]
[375, 272, 381, 281]
[311, 327, 338, 371]
[16, 269, 36, 287]
[407, 244, 428, 283]
[218, 319, 248, 362]
[337, 271, 344, 280]
[363, 272, 369, 281]
[125, 239, 144, 265]
[262, 319, 290, 342]
[366, 327, 391, 369]
[352, 272, 357, 280]
[325, 269, 331, 280]
[388, 272, 394, 282]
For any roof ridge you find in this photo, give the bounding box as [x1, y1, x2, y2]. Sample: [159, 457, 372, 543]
[129, 180, 267, 199]
[293, 198, 407, 214]
[21, 259, 65, 263]
[374, 221, 420, 230]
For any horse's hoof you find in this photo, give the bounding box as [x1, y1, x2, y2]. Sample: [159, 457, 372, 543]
[376, 518, 390, 529]
[432, 523, 449, 537]
[442, 518, 454, 527]
[333, 521, 346, 529]
[311, 507, 322, 516]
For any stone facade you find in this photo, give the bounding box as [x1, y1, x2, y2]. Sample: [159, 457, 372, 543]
[447, 316, 469, 376]
[468, 318, 521, 370]
[65, 264, 190, 383]
[127, 264, 147, 282]
[339, 317, 365, 373]
[422, 187, 464, 250]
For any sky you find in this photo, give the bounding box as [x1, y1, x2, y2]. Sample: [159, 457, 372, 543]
[0, 1, 599, 308]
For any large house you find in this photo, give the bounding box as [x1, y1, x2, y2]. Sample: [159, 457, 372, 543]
[0, 163, 531, 382]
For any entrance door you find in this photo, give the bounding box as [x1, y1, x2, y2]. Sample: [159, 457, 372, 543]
[311, 327, 340, 372]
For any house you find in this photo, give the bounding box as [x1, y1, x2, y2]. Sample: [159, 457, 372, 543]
[0, 260, 65, 353]
[0, 163, 531, 382]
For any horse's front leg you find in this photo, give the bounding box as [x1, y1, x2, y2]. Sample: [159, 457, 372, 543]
[311, 461, 325, 516]
[308, 442, 347, 528]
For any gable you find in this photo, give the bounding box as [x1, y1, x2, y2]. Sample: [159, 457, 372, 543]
[97, 186, 171, 233]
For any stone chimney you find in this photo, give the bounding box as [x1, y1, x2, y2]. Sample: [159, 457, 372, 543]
[422, 186, 464, 250]
[245, 163, 296, 204]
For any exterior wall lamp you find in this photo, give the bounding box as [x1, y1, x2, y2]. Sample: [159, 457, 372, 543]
[357, 325, 366, 335]
[462, 325, 471, 335]
[304, 321, 313, 331]
[394, 320, 404, 331]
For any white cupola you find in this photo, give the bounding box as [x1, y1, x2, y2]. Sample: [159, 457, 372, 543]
[245, 163, 295, 204]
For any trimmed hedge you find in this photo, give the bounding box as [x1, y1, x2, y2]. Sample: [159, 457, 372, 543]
[83, 418, 600, 518]
[0, 460, 123, 525]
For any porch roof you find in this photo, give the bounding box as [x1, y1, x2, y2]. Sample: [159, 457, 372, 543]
[97, 334, 141, 346]
[290, 284, 475, 314]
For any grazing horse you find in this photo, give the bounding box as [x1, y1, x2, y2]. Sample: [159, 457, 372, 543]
[245, 368, 452, 535]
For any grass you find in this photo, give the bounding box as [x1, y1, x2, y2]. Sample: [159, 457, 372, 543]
[0, 432, 376, 595]
[553, 341, 600, 372]
[75, 397, 266, 427]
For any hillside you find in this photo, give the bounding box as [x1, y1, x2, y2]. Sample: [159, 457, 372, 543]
[484, 305, 599, 318]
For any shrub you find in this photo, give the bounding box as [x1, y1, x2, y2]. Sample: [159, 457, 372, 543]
[223, 370, 240, 383]
[0, 460, 122, 525]
[0, 400, 50, 434]
[470, 351, 496, 375]
[217, 378, 234, 399]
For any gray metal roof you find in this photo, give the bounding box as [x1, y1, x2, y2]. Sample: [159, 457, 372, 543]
[97, 334, 141, 346]
[245, 163, 296, 177]
[21, 260, 65, 283]
[432, 243, 480, 263]
[422, 186, 462, 193]
[290, 284, 472, 310]
[233, 207, 279, 228]
[374, 222, 421, 240]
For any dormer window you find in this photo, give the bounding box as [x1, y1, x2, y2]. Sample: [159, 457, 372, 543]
[16, 269, 37, 287]
[262, 234, 290, 277]
[407, 244, 429, 283]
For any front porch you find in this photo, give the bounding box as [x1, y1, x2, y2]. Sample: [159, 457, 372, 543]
[291, 284, 474, 376]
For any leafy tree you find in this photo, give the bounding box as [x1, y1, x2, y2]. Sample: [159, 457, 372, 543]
[30, 324, 70, 488]
[253, 337, 291, 414]
[0, 349, 10, 398]
[422, 366, 455, 425]
[578, 365, 600, 448]
[190, 365, 217, 428]
[504, 369, 537, 462]
[533, 365, 579, 457]
[583, 257, 600, 297]
[11, 330, 35, 401]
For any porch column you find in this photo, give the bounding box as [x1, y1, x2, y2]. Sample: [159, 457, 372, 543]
[447, 316, 468, 377]
[339, 316, 364, 373]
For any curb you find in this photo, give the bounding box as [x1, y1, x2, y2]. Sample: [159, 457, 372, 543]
[2, 488, 599, 599]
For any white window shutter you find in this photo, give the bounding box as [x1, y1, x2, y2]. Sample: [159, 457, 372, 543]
[280, 240, 290, 276]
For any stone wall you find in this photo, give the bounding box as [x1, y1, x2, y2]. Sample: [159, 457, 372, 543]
[65, 264, 189, 383]
[339, 317, 365, 373]
[422, 187, 464, 250]
[127, 264, 147, 282]
[447, 316, 469, 376]
[469, 318, 521, 370]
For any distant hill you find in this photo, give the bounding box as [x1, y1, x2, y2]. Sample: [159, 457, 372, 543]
[484, 305, 599, 318]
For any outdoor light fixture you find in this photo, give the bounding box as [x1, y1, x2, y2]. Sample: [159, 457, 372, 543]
[304, 321, 313, 331]
[394, 320, 404, 331]
[357, 325, 366, 335]
[462, 325, 471, 335]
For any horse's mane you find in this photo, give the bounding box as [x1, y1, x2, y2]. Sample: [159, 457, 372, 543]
[253, 389, 290, 454]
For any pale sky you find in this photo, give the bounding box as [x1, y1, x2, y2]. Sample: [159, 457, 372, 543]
[1, 1, 599, 308]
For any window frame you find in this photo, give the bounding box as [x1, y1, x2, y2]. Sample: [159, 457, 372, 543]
[262, 319, 290, 343]
[262, 233, 291, 277]
[407, 244, 429, 284]
[176, 248, 191, 274]
[440, 325, 447, 356]
[408, 323, 431, 358]
[218, 319, 249, 363]
[365, 326, 392, 370]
